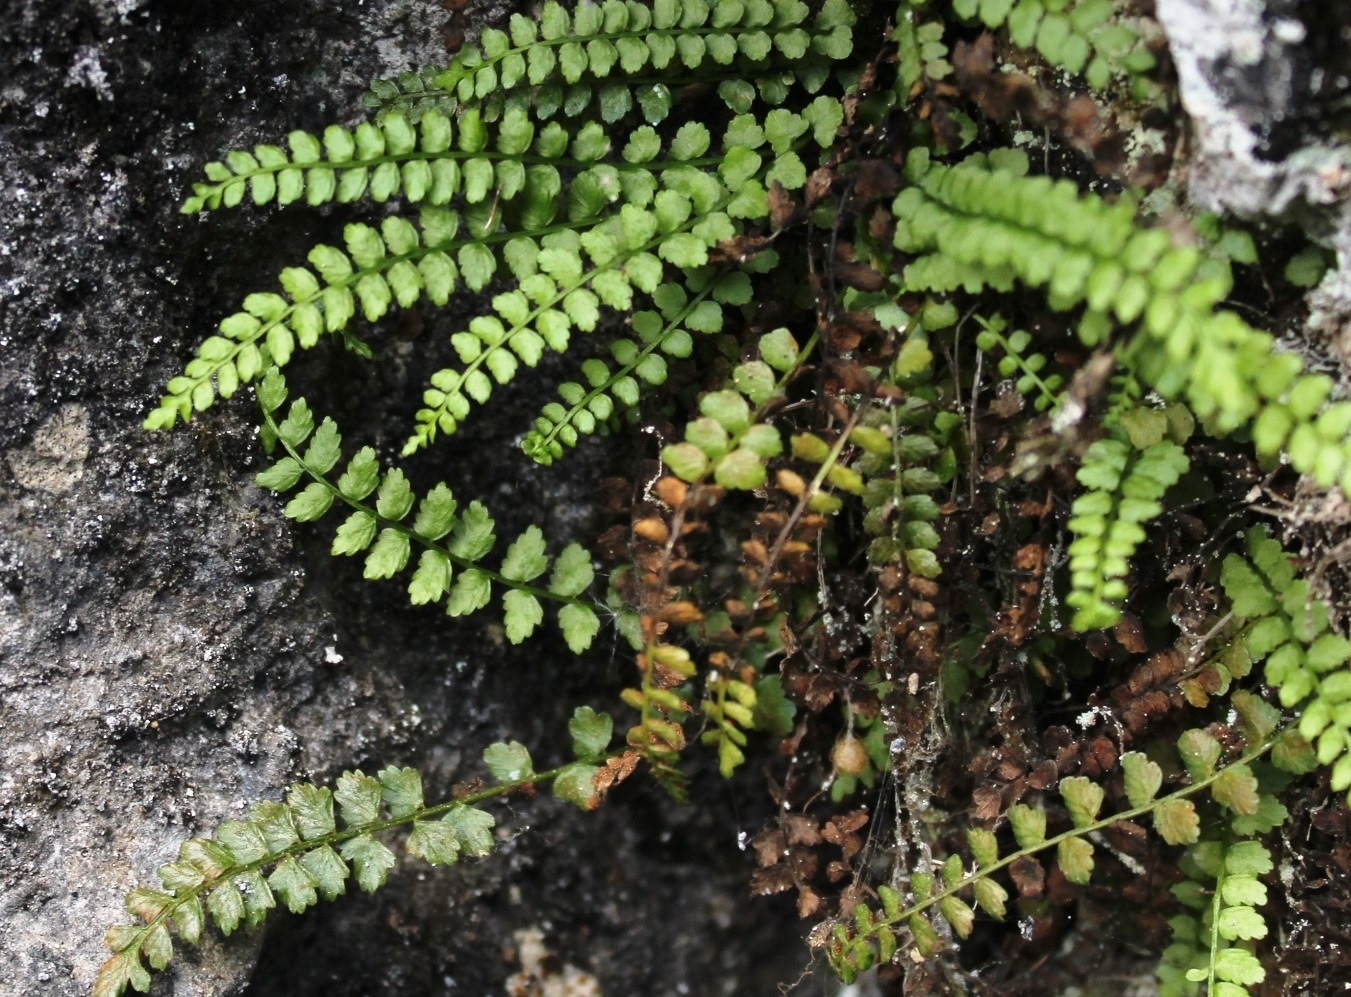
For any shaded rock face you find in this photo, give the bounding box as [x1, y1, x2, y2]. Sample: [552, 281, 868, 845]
[0, 2, 801, 996]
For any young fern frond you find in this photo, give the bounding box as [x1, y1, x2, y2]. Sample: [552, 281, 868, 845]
[1160, 837, 1278, 997]
[253, 370, 604, 650]
[1065, 435, 1189, 631]
[406, 101, 843, 453]
[894, 151, 1351, 498]
[974, 314, 1065, 412]
[96, 717, 618, 997]
[182, 107, 549, 214]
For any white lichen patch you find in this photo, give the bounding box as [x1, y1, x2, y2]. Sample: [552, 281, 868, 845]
[506, 927, 602, 997]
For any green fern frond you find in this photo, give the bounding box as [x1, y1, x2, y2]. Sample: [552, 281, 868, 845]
[949, 0, 1155, 90]
[96, 718, 615, 997]
[1065, 435, 1189, 631]
[826, 726, 1282, 983]
[1160, 832, 1280, 997]
[1221, 526, 1351, 794]
[893, 152, 1351, 497]
[406, 101, 842, 453]
[252, 370, 603, 650]
[523, 269, 753, 463]
[661, 326, 813, 490]
[361, 0, 853, 127]
[974, 315, 1065, 412]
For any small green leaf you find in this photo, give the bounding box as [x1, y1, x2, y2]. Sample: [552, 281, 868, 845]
[378, 766, 424, 818]
[501, 526, 549, 582]
[559, 603, 601, 652]
[339, 835, 398, 892]
[1120, 751, 1163, 808]
[364, 529, 411, 580]
[407, 820, 460, 866]
[268, 857, 318, 913]
[444, 805, 496, 857]
[286, 783, 336, 840]
[1059, 776, 1105, 828]
[483, 741, 534, 782]
[334, 771, 383, 827]
[569, 706, 613, 761]
[1058, 836, 1094, 884]
[502, 589, 544, 643]
[553, 761, 602, 809]
[1154, 797, 1200, 845]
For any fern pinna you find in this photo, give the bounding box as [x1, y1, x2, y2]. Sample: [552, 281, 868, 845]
[108, 0, 1351, 992]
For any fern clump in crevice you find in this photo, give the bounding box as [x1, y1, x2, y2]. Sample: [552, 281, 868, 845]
[117, 0, 1351, 990]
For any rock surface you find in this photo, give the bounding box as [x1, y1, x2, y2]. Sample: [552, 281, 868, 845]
[1157, 0, 1351, 343]
[0, 2, 800, 995]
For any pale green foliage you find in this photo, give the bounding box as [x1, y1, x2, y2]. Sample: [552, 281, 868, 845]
[851, 314, 960, 573]
[896, 151, 1351, 495]
[949, 0, 1154, 89]
[253, 369, 602, 651]
[97, 711, 616, 996]
[661, 327, 807, 490]
[127, 0, 1351, 989]
[522, 269, 754, 463]
[974, 314, 1064, 412]
[98, 769, 492, 995]
[1160, 838, 1279, 997]
[403, 98, 843, 454]
[366, 0, 851, 125]
[1222, 527, 1351, 799]
[826, 727, 1278, 983]
[1065, 436, 1189, 630]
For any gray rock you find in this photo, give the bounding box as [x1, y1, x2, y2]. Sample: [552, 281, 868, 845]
[1157, 0, 1351, 345]
[0, 2, 800, 996]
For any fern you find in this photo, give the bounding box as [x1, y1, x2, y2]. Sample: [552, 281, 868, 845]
[365, 0, 853, 125]
[826, 727, 1284, 981]
[253, 370, 603, 650]
[1160, 837, 1279, 997]
[974, 315, 1064, 412]
[1221, 527, 1351, 797]
[405, 101, 844, 453]
[894, 150, 1351, 497]
[96, 714, 617, 997]
[121, 0, 1351, 989]
[1065, 435, 1189, 631]
[523, 269, 753, 463]
[948, 0, 1155, 90]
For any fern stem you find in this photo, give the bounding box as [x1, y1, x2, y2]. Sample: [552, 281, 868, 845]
[1205, 842, 1227, 993]
[259, 402, 607, 614]
[851, 733, 1278, 953]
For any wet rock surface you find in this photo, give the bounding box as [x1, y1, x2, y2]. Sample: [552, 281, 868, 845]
[0, 2, 801, 995]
